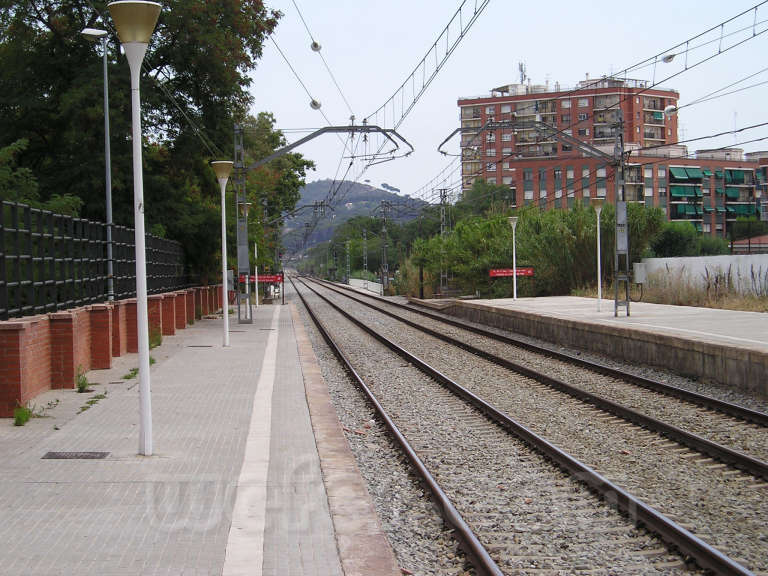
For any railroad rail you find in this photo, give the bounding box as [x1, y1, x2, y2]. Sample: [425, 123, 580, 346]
[305, 277, 768, 480]
[317, 277, 768, 427]
[291, 275, 755, 576]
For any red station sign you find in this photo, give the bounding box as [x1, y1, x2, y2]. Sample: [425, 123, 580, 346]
[239, 273, 284, 284]
[489, 268, 534, 277]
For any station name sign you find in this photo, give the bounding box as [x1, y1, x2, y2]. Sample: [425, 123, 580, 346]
[489, 268, 534, 277]
[239, 273, 284, 284]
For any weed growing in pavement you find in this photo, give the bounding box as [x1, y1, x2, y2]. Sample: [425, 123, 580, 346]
[123, 367, 139, 380]
[78, 391, 107, 414]
[150, 356, 156, 365]
[149, 327, 162, 349]
[13, 405, 31, 426]
[76, 366, 91, 393]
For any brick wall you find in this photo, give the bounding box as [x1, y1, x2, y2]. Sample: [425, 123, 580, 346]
[0, 286, 215, 417]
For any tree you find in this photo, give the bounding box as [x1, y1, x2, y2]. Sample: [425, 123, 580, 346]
[0, 1, 297, 277]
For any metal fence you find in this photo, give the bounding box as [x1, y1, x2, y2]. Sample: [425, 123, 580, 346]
[0, 201, 191, 320]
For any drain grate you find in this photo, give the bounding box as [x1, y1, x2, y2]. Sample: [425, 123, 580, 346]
[186, 345, 213, 348]
[42, 451, 109, 460]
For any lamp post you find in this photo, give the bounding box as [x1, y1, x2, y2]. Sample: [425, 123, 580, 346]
[508, 216, 518, 300]
[211, 161, 233, 347]
[108, 0, 161, 456]
[81, 27, 114, 301]
[593, 198, 604, 312]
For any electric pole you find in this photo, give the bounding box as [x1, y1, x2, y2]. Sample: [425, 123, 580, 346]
[613, 109, 630, 317]
[439, 188, 448, 295]
[363, 228, 368, 290]
[380, 201, 390, 291]
[345, 240, 350, 283]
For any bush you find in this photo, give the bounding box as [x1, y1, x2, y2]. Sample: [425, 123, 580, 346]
[13, 405, 31, 426]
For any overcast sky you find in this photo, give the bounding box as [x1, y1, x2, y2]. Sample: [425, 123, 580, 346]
[248, 0, 768, 201]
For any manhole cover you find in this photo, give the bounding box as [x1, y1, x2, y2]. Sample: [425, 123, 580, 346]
[42, 451, 110, 460]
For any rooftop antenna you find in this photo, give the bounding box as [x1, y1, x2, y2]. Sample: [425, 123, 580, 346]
[519, 62, 526, 85]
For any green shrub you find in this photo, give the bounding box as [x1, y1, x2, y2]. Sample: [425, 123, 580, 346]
[149, 327, 162, 349]
[76, 366, 90, 393]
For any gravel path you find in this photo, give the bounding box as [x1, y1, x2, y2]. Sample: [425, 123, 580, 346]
[306, 279, 768, 573]
[295, 283, 702, 575]
[324, 281, 768, 464]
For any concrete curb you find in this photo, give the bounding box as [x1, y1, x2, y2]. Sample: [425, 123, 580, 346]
[290, 302, 401, 576]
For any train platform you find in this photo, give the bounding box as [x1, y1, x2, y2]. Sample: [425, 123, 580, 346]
[0, 301, 400, 575]
[409, 295, 768, 398]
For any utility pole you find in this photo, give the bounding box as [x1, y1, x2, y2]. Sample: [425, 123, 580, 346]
[439, 188, 448, 295]
[345, 240, 350, 283]
[613, 109, 630, 317]
[418, 216, 424, 299]
[363, 229, 368, 290]
[380, 201, 390, 292]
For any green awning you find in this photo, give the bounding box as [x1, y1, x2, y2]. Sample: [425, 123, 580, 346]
[702, 169, 712, 176]
[670, 185, 694, 198]
[695, 205, 703, 215]
[653, 111, 664, 121]
[695, 188, 703, 197]
[725, 170, 745, 184]
[715, 187, 724, 195]
[695, 222, 703, 231]
[704, 206, 714, 213]
[726, 205, 736, 213]
[669, 167, 689, 180]
[716, 206, 726, 213]
[725, 187, 740, 199]
[685, 167, 704, 179]
[686, 204, 696, 215]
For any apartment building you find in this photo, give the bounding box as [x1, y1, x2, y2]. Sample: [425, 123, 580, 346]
[457, 77, 766, 237]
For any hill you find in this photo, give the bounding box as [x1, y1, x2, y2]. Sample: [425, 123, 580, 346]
[282, 179, 427, 252]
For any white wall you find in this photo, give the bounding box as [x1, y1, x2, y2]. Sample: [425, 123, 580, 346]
[348, 278, 383, 296]
[640, 254, 768, 295]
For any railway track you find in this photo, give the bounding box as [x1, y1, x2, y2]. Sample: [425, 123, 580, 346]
[291, 276, 760, 575]
[311, 277, 768, 469]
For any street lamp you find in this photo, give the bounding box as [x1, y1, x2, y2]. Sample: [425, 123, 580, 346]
[593, 198, 604, 312]
[211, 161, 233, 347]
[81, 27, 114, 301]
[108, 0, 161, 457]
[508, 216, 518, 300]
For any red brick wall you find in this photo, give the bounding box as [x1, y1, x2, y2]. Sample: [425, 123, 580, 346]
[186, 290, 195, 323]
[90, 305, 112, 370]
[0, 318, 51, 417]
[147, 295, 163, 343]
[174, 292, 187, 330]
[124, 300, 138, 354]
[161, 296, 175, 336]
[200, 288, 209, 316]
[112, 300, 129, 357]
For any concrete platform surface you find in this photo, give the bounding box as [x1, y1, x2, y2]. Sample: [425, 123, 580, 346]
[473, 296, 768, 353]
[0, 302, 398, 575]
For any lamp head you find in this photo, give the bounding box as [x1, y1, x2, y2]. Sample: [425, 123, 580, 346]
[310, 99, 322, 110]
[108, 1, 161, 44]
[664, 104, 677, 118]
[592, 197, 604, 213]
[211, 160, 234, 181]
[81, 27, 109, 41]
[508, 215, 518, 230]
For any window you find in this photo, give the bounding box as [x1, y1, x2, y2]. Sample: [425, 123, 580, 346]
[486, 133, 496, 142]
[524, 169, 534, 181]
[501, 132, 512, 142]
[561, 100, 571, 109]
[502, 161, 512, 170]
[596, 167, 606, 177]
[524, 190, 534, 200]
[659, 186, 667, 196]
[566, 168, 574, 179]
[578, 98, 589, 107]
[486, 148, 496, 157]
[658, 167, 666, 178]
[562, 144, 572, 152]
[486, 162, 496, 171]
[644, 167, 653, 178]
[703, 223, 711, 233]
[554, 168, 562, 180]
[597, 186, 607, 197]
[487, 177, 497, 184]
[578, 128, 589, 136]
[636, 127, 640, 133]
[561, 114, 571, 123]
[485, 105, 495, 115]
[578, 113, 588, 121]
[501, 104, 512, 113]
[645, 186, 654, 197]
[502, 176, 514, 185]
[502, 147, 512, 155]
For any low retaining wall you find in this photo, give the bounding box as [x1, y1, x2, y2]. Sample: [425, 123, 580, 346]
[0, 285, 222, 417]
[410, 298, 768, 399]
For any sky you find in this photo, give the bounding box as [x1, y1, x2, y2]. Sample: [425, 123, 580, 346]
[248, 0, 768, 202]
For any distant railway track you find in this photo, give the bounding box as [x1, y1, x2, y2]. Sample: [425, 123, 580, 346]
[291, 276, 761, 575]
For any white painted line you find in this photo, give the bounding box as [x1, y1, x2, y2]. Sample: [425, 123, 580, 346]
[223, 305, 281, 576]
